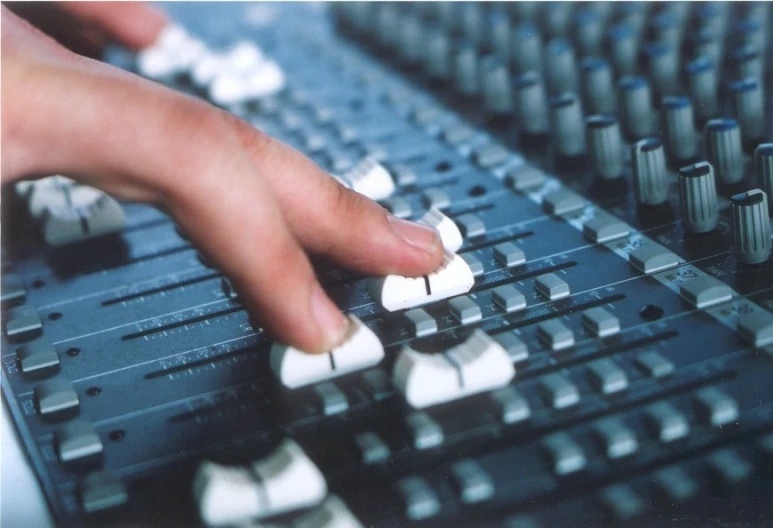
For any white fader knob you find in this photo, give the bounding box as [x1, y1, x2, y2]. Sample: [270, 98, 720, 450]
[337, 157, 396, 201]
[392, 329, 515, 408]
[369, 252, 475, 312]
[271, 315, 384, 389]
[417, 208, 463, 253]
[194, 439, 327, 526]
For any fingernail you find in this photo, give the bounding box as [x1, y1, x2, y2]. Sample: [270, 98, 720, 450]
[311, 284, 348, 352]
[389, 215, 442, 255]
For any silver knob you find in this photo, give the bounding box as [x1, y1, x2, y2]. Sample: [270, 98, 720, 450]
[489, 11, 512, 61]
[549, 92, 585, 157]
[424, 27, 451, 81]
[513, 71, 549, 136]
[662, 96, 698, 164]
[686, 57, 718, 123]
[732, 189, 771, 264]
[731, 46, 763, 81]
[618, 76, 654, 140]
[679, 161, 719, 234]
[645, 42, 679, 98]
[632, 138, 669, 206]
[453, 42, 480, 96]
[511, 22, 542, 74]
[481, 55, 514, 116]
[755, 144, 773, 216]
[586, 115, 624, 180]
[607, 23, 638, 76]
[730, 78, 765, 143]
[544, 38, 578, 95]
[541, 2, 571, 38]
[460, 3, 484, 48]
[705, 119, 744, 185]
[651, 10, 683, 50]
[572, 7, 603, 56]
[691, 28, 723, 67]
[397, 11, 424, 66]
[375, 4, 400, 50]
[580, 57, 614, 115]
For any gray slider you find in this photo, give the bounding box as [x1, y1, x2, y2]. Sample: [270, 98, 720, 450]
[480, 55, 514, 115]
[424, 28, 452, 80]
[544, 38, 578, 95]
[510, 22, 542, 74]
[686, 57, 718, 123]
[587, 115, 624, 180]
[732, 189, 771, 265]
[454, 42, 481, 96]
[662, 96, 698, 163]
[755, 144, 773, 215]
[550, 92, 585, 157]
[730, 78, 765, 143]
[679, 161, 719, 234]
[618, 76, 654, 140]
[705, 119, 744, 184]
[632, 138, 669, 206]
[580, 57, 614, 115]
[513, 71, 549, 136]
[645, 42, 679, 97]
[732, 46, 763, 82]
[607, 23, 637, 76]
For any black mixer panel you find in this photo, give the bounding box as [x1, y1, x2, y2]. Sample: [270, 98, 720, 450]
[3, 2, 773, 526]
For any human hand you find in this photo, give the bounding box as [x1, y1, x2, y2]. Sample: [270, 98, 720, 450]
[1, 5, 445, 353]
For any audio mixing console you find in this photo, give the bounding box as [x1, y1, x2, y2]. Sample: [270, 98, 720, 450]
[2, 2, 773, 526]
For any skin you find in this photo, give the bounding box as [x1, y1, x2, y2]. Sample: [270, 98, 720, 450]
[1, 3, 444, 354]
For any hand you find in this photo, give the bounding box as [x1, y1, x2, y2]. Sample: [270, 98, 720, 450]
[1, 5, 444, 353]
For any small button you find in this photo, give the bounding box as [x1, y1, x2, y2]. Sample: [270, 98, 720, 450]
[1, 274, 26, 306]
[314, 383, 349, 416]
[461, 253, 485, 277]
[629, 243, 679, 274]
[492, 285, 527, 313]
[405, 411, 444, 449]
[490, 386, 531, 424]
[391, 165, 418, 187]
[35, 379, 80, 417]
[441, 124, 476, 146]
[582, 214, 630, 243]
[472, 143, 510, 168]
[448, 296, 483, 324]
[456, 214, 486, 238]
[405, 308, 437, 337]
[354, 432, 390, 465]
[645, 402, 689, 443]
[537, 320, 575, 351]
[363, 369, 392, 401]
[652, 466, 698, 503]
[535, 273, 570, 300]
[587, 359, 628, 394]
[81, 471, 128, 513]
[679, 276, 733, 308]
[56, 421, 103, 464]
[598, 485, 644, 522]
[5, 305, 43, 341]
[542, 189, 586, 215]
[592, 417, 638, 459]
[16, 340, 60, 378]
[493, 332, 528, 363]
[635, 350, 675, 378]
[506, 165, 546, 192]
[693, 387, 739, 427]
[737, 311, 773, 348]
[494, 242, 526, 268]
[423, 189, 451, 209]
[397, 476, 440, 520]
[582, 307, 620, 337]
[384, 197, 412, 219]
[707, 449, 752, 489]
[450, 459, 495, 504]
[541, 432, 586, 475]
[539, 373, 580, 409]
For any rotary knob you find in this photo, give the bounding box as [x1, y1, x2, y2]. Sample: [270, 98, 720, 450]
[645, 42, 679, 98]
[513, 71, 549, 137]
[686, 57, 718, 123]
[511, 22, 542, 74]
[618, 76, 654, 141]
[755, 144, 773, 215]
[580, 57, 614, 115]
[730, 78, 765, 144]
[732, 189, 772, 265]
[586, 115, 624, 180]
[607, 23, 637, 77]
[632, 138, 669, 206]
[549, 92, 585, 158]
[679, 161, 719, 234]
[453, 42, 481, 96]
[424, 27, 451, 81]
[544, 38, 578, 95]
[662, 96, 698, 165]
[481, 55, 514, 116]
[705, 119, 744, 185]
